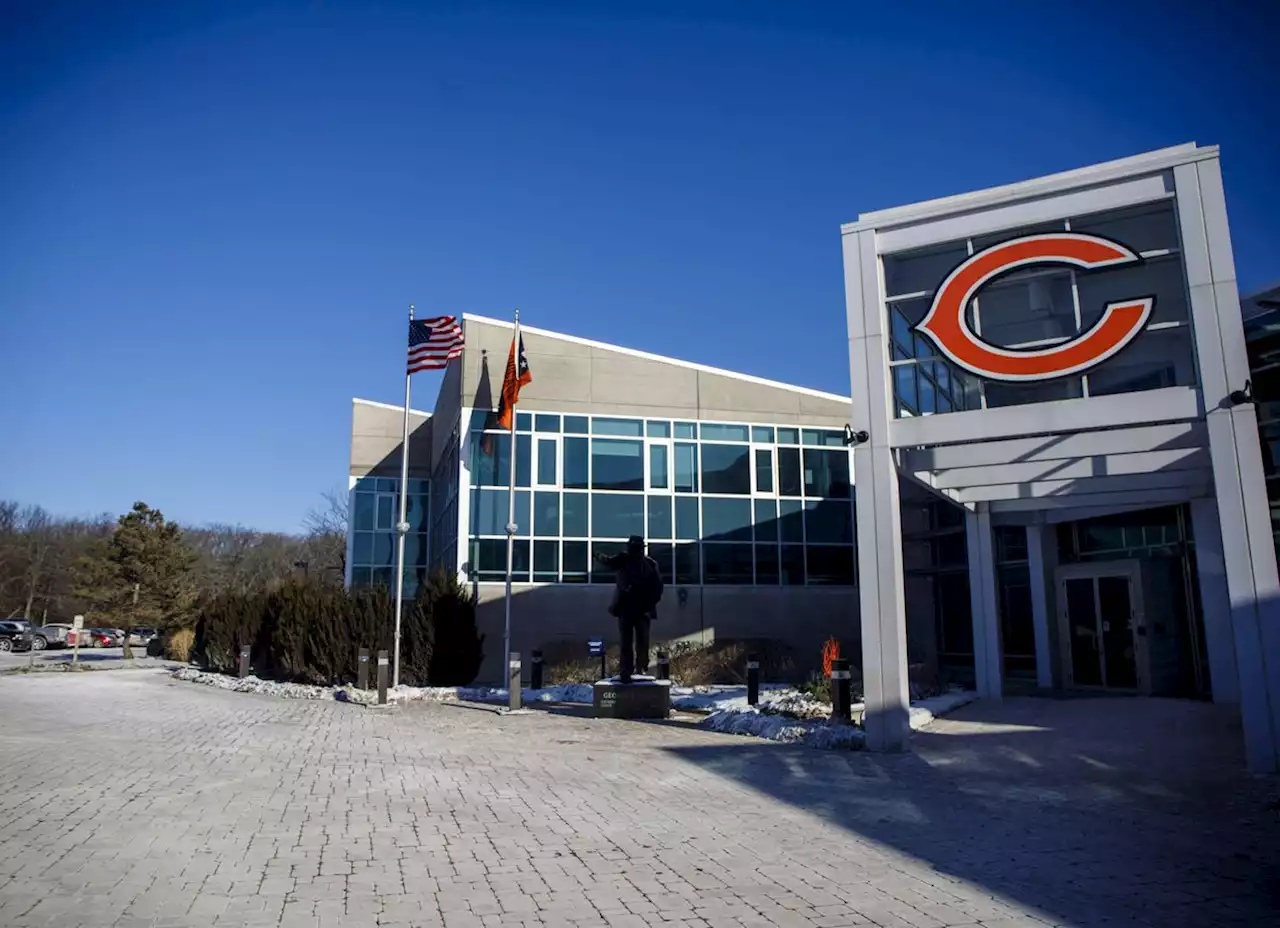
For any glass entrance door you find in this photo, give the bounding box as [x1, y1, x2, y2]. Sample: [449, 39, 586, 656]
[1058, 563, 1143, 691]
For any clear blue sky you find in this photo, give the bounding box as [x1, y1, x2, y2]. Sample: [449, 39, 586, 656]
[2, 1, 1277, 533]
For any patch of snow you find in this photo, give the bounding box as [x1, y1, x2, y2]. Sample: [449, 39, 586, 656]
[908, 688, 979, 729]
[669, 683, 792, 712]
[702, 708, 865, 750]
[171, 668, 596, 707]
[698, 686, 978, 751]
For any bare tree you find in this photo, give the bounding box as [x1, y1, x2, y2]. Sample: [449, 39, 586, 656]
[302, 487, 348, 582]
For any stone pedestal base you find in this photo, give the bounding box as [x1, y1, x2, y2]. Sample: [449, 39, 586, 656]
[592, 676, 672, 719]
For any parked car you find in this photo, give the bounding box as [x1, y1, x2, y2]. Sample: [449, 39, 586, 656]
[31, 624, 73, 650]
[127, 627, 158, 647]
[0, 622, 34, 652]
[85, 628, 120, 648]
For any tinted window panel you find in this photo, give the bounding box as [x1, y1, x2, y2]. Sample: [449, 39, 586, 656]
[649, 444, 669, 489]
[755, 544, 779, 584]
[803, 449, 851, 499]
[778, 447, 801, 496]
[563, 437, 589, 489]
[754, 499, 778, 541]
[807, 546, 854, 585]
[593, 418, 643, 437]
[647, 496, 673, 539]
[779, 499, 804, 543]
[562, 541, 588, 580]
[703, 543, 753, 584]
[563, 416, 588, 434]
[702, 498, 753, 542]
[804, 499, 853, 544]
[1078, 255, 1190, 328]
[701, 444, 750, 495]
[675, 496, 700, 541]
[1072, 201, 1181, 254]
[533, 540, 558, 582]
[883, 241, 969, 298]
[675, 544, 701, 584]
[675, 444, 698, 492]
[562, 492, 588, 536]
[592, 494, 644, 539]
[755, 449, 773, 494]
[533, 492, 559, 537]
[781, 545, 805, 585]
[777, 428, 799, 445]
[700, 423, 750, 442]
[976, 269, 1075, 347]
[592, 439, 643, 491]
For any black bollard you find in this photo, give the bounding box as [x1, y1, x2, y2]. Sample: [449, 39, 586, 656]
[377, 649, 388, 705]
[656, 650, 670, 681]
[746, 652, 760, 706]
[831, 658, 852, 723]
[509, 652, 522, 711]
[238, 645, 251, 679]
[357, 647, 370, 690]
[530, 649, 543, 690]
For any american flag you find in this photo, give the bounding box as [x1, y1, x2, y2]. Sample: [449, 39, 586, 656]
[407, 316, 465, 374]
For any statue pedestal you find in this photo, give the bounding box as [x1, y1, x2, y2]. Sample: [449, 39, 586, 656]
[592, 676, 672, 719]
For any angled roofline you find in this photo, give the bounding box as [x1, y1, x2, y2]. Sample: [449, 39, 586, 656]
[461, 313, 851, 404]
[352, 397, 433, 418]
[842, 143, 1216, 235]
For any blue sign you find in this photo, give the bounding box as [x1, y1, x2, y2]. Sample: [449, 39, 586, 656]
[588, 638, 604, 656]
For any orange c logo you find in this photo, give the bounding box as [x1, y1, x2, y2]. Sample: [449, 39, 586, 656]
[915, 233, 1153, 382]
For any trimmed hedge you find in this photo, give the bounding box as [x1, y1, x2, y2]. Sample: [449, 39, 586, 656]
[194, 572, 484, 686]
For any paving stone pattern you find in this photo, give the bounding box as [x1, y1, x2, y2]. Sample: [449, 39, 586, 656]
[0, 670, 1276, 928]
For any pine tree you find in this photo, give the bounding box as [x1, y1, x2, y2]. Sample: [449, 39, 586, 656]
[76, 502, 197, 657]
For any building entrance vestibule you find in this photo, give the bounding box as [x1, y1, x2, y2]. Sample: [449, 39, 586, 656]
[1057, 561, 1145, 692]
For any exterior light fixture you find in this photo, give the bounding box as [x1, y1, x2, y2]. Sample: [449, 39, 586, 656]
[1229, 380, 1254, 405]
[843, 424, 869, 446]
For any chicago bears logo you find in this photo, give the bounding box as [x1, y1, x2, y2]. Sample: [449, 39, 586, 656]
[915, 233, 1153, 382]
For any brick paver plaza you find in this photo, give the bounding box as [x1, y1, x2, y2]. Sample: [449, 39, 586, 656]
[0, 670, 1276, 928]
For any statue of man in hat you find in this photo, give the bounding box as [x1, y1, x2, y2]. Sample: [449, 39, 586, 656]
[594, 535, 664, 683]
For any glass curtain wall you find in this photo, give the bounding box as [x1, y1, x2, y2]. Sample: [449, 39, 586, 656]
[881, 200, 1196, 416]
[350, 477, 431, 594]
[464, 411, 856, 586]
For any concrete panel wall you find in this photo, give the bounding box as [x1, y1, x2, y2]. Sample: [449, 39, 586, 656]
[431, 361, 463, 468]
[349, 400, 433, 478]
[460, 316, 851, 427]
[469, 583, 859, 684]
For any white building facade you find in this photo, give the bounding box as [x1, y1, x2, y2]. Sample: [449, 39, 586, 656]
[843, 143, 1280, 773]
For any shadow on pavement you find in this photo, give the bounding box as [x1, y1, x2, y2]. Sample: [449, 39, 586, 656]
[661, 697, 1280, 928]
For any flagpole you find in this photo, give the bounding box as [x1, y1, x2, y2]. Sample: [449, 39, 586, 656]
[392, 304, 414, 691]
[503, 307, 520, 693]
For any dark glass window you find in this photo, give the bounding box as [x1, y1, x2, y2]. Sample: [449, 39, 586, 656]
[751, 426, 774, 443]
[591, 541, 627, 582]
[562, 492, 588, 536]
[675, 496, 700, 540]
[562, 541, 588, 581]
[701, 444, 751, 495]
[781, 545, 805, 585]
[647, 421, 671, 438]
[703, 544, 753, 584]
[779, 499, 804, 543]
[674, 422, 696, 439]
[648, 543, 675, 584]
[535, 413, 560, 433]
[777, 427, 799, 445]
[755, 449, 773, 493]
[803, 449, 851, 499]
[700, 423, 750, 442]
[563, 415, 589, 434]
[533, 492, 559, 536]
[883, 241, 969, 298]
[806, 546, 854, 585]
[534, 540, 559, 582]
[353, 493, 374, 530]
[702, 498, 753, 542]
[649, 445, 669, 489]
[755, 545, 779, 584]
[536, 438, 557, 485]
[516, 412, 532, 432]
[593, 418, 643, 437]
[804, 500, 853, 544]
[471, 433, 510, 487]
[675, 544, 701, 584]
[593, 494, 644, 539]
[675, 444, 698, 492]
[778, 447, 801, 496]
[472, 489, 530, 536]
[647, 496, 673, 539]
[564, 437, 589, 489]
[592, 439, 643, 491]
[754, 499, 778, 541]
[1072, 201, 1180, 254]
